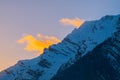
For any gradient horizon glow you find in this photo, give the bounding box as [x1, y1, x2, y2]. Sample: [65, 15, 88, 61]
[0, 0, 120, 71]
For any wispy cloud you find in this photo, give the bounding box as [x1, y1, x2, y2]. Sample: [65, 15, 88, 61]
[18, 34, 60, 55]
[59, 18, 84, 28]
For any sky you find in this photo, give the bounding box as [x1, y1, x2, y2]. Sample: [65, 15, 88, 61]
[0, 0, 120, 71]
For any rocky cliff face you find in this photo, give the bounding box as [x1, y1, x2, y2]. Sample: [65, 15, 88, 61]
[0, 14, 120, 80]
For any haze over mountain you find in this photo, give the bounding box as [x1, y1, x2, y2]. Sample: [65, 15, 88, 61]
[0, 14, 120, 80]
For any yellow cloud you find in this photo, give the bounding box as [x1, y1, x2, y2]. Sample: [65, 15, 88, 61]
[18, 34, 60, 54]
[59, 18, 85, 28]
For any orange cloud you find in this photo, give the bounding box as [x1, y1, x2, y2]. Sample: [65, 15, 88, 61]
[18, 34, 61, 54]
[59, 18, 85, 28]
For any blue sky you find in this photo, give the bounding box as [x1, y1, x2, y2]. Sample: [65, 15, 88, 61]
[0, 0, 120, 71]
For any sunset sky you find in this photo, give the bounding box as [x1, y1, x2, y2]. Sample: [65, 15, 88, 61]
[0, 0, 120, 71]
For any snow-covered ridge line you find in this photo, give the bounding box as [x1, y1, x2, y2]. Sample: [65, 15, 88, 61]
[0, 14, 120, 80]
[58, 15, 120, 71]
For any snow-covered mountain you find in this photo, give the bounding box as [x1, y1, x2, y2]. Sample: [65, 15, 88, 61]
[0, 14, 120, 80]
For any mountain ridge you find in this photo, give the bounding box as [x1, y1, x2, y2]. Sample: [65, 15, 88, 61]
[0, 14, 120, 80]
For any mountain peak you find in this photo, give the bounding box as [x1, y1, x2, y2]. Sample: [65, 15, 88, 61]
[0, 14, 120, 80]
